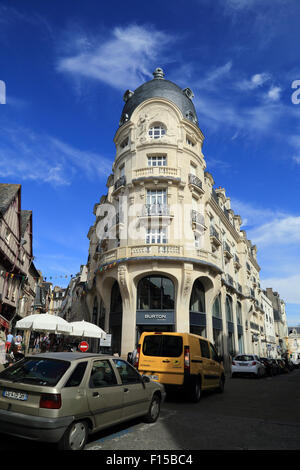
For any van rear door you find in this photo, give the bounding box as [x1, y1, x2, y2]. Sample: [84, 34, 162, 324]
[138, 334, 184, 385]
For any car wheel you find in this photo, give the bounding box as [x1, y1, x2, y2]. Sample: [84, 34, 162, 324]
[144, 394, 161, 423]
[188, 377, 201, 403]
[58, 420, 88, 451]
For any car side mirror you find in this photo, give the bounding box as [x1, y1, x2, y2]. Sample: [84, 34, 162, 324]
[142, 375, 151, 384]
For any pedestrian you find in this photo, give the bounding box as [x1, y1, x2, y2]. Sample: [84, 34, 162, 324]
[5, 330, 13, 353]
[0, 326, 7, 368]
[131, 348, 138, 367]
[14, 332, 23, 348]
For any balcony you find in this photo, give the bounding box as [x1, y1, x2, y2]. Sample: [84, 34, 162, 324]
[226, 274, 235, 288]
[234, 254, 241, 270]
[188, 174, 204, 195]
[142, 204, 172, 218]
[134, 167, 181, 180]
[113, 176, 126, 192]
[223, 241, 233, 262]
[237, 283, 243, 294]
[210, 226, 221, 251]
[191, 210, 205, 227]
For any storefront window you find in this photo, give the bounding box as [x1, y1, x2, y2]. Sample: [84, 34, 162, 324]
[212, 295, 222, 319]
[225, 295, 233, 322]
[137, 276, 174, 310]
[189, 279, 205, 313]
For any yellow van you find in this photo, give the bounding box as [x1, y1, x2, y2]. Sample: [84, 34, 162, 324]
[136, 332, 225, 402]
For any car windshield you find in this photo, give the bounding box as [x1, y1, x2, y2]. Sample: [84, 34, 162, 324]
[143, 335, 183, 357]
[0, 358, 71, 386]
[235, 355, 254, 362]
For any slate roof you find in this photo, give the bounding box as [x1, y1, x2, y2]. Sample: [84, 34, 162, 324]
[0, 184, 20, 217]
[20, 210, 32, 237]
[120, 68, 199, 128]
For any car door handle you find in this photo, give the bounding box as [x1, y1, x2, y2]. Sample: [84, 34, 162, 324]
[162, 360, 170, 363]
[93, 392, 100, 397]
[124, 388, 129, 393]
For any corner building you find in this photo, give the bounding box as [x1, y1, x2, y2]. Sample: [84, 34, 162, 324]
[86, 68, 266, 366]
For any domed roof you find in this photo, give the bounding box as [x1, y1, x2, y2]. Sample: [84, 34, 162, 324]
[119, 67, 199, 127]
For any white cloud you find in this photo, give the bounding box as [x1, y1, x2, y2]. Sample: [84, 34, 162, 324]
[196, 61, 233, 90]
[248, 216, 300, 247]
[0, 124, 112, 187]
[266, 86, 282, 102]
[237, 72, 271, 91]
[57, 24, 172, 91]
[261, 275, 300, 304]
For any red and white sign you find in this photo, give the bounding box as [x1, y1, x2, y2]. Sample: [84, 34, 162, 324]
[79, 341, 89, 352]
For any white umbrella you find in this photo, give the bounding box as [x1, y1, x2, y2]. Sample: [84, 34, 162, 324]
[69, 320, 106, 339]
[16, 313, 72, 334]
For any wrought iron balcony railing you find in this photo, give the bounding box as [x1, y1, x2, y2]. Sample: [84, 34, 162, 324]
[188, 173, 203, 190]
[191, 210, 205, 225]
[114, 175, 126, 191]
[143, 204, 170, 216]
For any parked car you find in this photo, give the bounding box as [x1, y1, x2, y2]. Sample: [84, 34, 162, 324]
[259, 357, 277, 376]
[232, 354, 265, 378]
[137, 332, 225, 402]
[0, 352, 166, 450]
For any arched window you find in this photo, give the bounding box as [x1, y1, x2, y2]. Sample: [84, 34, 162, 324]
[109, 282, 123, 355]
[137, 276, 174, 310]
[92, 297, 98, 325]
[225, 295, 233, 323]
[236, 301, 242, 325]
[212, 295, 222, 319]
[148, 124, 166, 139]
[190, 279, 205, 313]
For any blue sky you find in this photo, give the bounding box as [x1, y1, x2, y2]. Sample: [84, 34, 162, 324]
[0, 0, 300, 325]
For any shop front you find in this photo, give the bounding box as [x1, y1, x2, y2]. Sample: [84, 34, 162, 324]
[136, 275, 175, 344]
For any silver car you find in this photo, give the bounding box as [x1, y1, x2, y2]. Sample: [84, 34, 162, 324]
[0, 353, 166, 450]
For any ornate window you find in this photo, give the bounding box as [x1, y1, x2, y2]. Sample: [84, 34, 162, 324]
[212, 295, 222, 319]
[148, 124, 166, 139]
[146, 227, 167, 244]
[147, 155, 167, 167]
[225, 295, 233, 323]
[190, 279, 205, 313]
[137, 276, 175, 310]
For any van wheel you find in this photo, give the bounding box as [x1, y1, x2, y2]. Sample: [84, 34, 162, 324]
[144, 394, 161, 423]
[58, 420, 88, 451]
[189, 378, 201, 403]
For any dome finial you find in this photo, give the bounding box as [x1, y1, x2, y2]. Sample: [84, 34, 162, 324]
[153, 67, 165, 79]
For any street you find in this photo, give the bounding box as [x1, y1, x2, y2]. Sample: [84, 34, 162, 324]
[0, 369, 300, 451]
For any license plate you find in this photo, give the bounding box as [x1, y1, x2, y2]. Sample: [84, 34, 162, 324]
[149, 375, 159, 381]
[3, 390, 28, 401]
[238, 363, 248, 366]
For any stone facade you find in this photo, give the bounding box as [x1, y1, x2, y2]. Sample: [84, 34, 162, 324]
[81, 69, 287, 365]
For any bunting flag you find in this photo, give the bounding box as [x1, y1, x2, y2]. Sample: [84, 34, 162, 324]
[0, 270, 74, 282]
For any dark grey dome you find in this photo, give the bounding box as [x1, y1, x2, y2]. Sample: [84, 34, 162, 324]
[119, 67, 199, 127]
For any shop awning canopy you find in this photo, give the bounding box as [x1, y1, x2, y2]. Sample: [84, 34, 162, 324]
[69, 320, 106, 339]
[15, 313, 72, 334]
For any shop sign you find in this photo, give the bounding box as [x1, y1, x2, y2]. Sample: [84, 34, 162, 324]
[136, 310, 175, 325]
[100, 334, 112, 347]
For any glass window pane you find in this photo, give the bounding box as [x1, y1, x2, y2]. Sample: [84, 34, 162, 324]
[89, 360, 117, 388]
[150, 277, 162, 309]
[113, 360, 141, 384]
